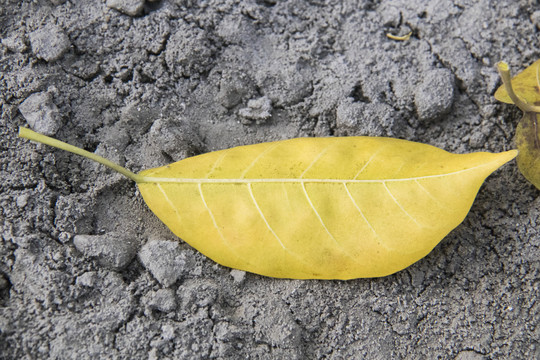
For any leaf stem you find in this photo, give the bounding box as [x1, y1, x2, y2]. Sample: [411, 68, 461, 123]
[497, 62, 540, 113]
[18, 127, 144, 183]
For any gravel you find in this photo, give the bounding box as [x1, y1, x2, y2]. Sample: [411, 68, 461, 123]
[73, 233, 139, 270]
[28, 24, 70, 62]
[106, 0, 145, 17]
[415, 68, 456, 121]
[139, 239, 188, 287]
[18, 91, 61, 136]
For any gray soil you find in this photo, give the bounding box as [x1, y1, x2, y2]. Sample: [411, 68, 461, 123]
[1, 0, 539, 359]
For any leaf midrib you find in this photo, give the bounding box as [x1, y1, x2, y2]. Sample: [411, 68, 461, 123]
[137, 162, 491, 184]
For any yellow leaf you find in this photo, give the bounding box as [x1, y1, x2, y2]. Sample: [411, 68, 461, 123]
[515, 113, 540, 189]
[495, 59, 540, 105]
[496, 62, 540, 189]
[19, 128, 517, 280]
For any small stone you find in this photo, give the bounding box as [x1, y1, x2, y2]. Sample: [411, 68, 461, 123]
[120, 102, 157, 136]
[178, 280, 219, 311]
[468, 131, 487, 149]
[258, 61, 313, 107]
[161, 324, 176, 340]
[335, 99, 389, 136]
[29, 24, 70, 62]
[138, 240, 187, 287]
[57, 232, 72, 244]
[378, 3, 401, 27]
[147, 288, 177, 312]
[455, 350, 487, 360]
[16, 194, 29, 208]
[149, 117, 203, 161]
[19, 92, 61, 136]
[1, 33, 27, 53]
[531, 11, 540, 29]
[230, 269, 246, 283]
[238, 96, 272, 124]
[106, 0, 145, 16]
[165, 26, 214, 77]
[410, 269, 425, 288]
[73, 233, 139, 270]
[414, 68, 455, 122]
[68, 58, 101, 81]
[76, 271, 98, 287]
[218, 71, 253, 109]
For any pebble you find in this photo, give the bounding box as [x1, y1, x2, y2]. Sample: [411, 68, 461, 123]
[29, 24, 70, 62]
[146, 288, 177, 313]
[16, 194, 29, 208]
[106, 0, 145, 17]
[335, 99, 389, 136]
[120, 102, 157, 136]
[161, 324, 176, 341]
[76, 271, 98, 287]
[19, 92, 61, 136]
[73, 233, 139, 270]
[138, 240, 187, 287]
[230, 269, 246, 283]
[238, 96, 272, 124]
[149, 117, 203, 161]
[1, 32, 27, 53]
[532, 11, 540, 29]
[217, 71, 253, 109]
[165, 26, 213, 77]
[414, 68, 455, 122]
[455, 350, 487, 360]
[178, 280, 219, 309]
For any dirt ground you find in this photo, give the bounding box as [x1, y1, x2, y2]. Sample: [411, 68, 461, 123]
[1, 0, 539, 359]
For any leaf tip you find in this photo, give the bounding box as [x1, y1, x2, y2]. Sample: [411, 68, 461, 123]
[498, 149, 519, 169]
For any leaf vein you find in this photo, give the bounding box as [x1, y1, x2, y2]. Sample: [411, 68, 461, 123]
[198, 184, 225, 239]
[353, 147, 383, 179]
[343, 183, 377, 235]
[414, 179, 444, 207]
[198, 183, 251, 266]
[247, 183, 288, 251]
[240, 143, 279, 179]
[300, 145, 331, 178]
[157, 184, 182, 223]
[383, 181, 422, 226]
[301, 183, 365, 265]
[205, 151, 228, 178]
[138, 161, 494, 184]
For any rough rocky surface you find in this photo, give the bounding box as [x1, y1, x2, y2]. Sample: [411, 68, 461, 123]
[1, 0, 539, 359]
[28, 24, 71, 62]
[415, 68, 456, 121]
[18, 91, 61, 136]
[73, 233, 139, 270]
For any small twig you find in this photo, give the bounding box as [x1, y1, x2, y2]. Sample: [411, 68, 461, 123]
[386, 31, 412, 41]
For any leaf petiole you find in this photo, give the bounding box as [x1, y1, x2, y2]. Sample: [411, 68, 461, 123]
[18, 127, 144, 183]
[497, 62, 540, 113]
